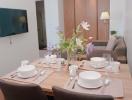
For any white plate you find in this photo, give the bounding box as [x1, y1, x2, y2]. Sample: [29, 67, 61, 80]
[90, 62, 105, 68]
[77, 79, 103, 89]
[89, 61, 108, 69]
[77, 71, 103, 88]
[17, 70, 38, 79]
[50, 61, 56, 64]
[90, 57, 106, 62]
[41, 59, 56, 64]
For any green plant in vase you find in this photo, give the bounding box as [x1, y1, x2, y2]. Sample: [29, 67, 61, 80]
[58, 21, 90, 66]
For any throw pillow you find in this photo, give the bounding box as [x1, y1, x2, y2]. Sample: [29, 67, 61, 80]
[106, 36, 117, 50]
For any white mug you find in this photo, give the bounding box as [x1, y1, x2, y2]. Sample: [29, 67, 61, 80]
[111, 62, 120, 73]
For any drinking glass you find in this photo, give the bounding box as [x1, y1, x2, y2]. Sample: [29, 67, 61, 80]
[56, 58, 63, 72]
[69, 65, 78, 80]
[42, 43, 51, 68]
[70, 52, 77, 65]
[47, 42, 52, 55]
[103, 53, 113, 82]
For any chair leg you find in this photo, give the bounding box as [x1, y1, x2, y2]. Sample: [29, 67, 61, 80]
[47, 95, 54, 100]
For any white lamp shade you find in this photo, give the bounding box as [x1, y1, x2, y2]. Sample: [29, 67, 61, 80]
[100, 11, 110, 20]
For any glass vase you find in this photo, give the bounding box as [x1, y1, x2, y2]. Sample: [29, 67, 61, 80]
[67, 50, 72, 66]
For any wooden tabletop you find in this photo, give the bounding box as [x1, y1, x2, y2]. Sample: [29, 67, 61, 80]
[1, 60, 132, 100]
[35, 61, 132, 100]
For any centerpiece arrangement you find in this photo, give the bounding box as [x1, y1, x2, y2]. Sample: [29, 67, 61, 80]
[57, 21, 90, 64]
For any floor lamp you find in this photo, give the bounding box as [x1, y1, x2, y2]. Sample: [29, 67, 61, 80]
[100, 11, 110, 39]
[100, 11, 110, 23]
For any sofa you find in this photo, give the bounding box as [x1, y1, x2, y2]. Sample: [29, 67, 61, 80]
[52, 36, 127, 64]
[86, 36, 127, 63]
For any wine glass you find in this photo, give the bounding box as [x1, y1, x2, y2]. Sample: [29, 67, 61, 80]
[70, 51, 77, 65]
[69, 65, 78, 80]
[47, 42, 52, 56]
[103, 53, 112, 82]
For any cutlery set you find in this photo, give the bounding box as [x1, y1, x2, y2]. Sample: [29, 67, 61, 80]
[10, 71, 18, 78]
[72, 77, 78, 89]
[67, 77, 78, 89]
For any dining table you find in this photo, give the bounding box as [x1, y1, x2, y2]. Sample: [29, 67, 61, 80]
[1, 59, 132, 100]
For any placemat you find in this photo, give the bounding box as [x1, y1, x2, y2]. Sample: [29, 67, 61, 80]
[65, 78, 124, 98]
[33, 59, 64, 69]
[2, 69, 54, 85]
[79, 60, 120, 72]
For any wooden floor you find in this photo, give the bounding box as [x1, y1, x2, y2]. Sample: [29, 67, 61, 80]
[0, 90, 4, 100]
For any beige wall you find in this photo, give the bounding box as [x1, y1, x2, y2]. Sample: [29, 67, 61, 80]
[0, 0, 39, 75]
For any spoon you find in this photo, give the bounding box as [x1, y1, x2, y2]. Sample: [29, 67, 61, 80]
[40, 70, 46, 76]
[101, 79, 110, 94]
[72, 77, 78, 89]
[10, 71, 18, 78]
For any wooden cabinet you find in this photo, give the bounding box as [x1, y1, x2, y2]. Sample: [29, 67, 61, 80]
[63, 0, 110, 41]
[97, 0, 110, 40]
[63, 0, 75, 38]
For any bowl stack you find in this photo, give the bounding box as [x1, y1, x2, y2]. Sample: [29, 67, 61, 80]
[17, 65, 37, 78]
[78, 71, 102, 88]
[90, 57, 106, 68]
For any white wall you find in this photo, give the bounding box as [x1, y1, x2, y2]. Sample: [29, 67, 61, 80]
[110, 0, 126, 36]
[0, 0, 39, 75]
[125, 0, 132, 73]
[44, 0, 64, 46]
[58, 0, 64, 32]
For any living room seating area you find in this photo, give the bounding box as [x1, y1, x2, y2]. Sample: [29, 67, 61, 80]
[49, 35, 127, 64]
[87, 36, 127, 64]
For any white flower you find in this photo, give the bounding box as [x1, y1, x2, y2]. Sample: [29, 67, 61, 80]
[76, 38, 83, 47]
[75, 38, 84, 51]
[80, 21, 90, 31]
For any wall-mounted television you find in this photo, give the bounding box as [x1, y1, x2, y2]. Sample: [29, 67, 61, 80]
[0, 8, 28, 37]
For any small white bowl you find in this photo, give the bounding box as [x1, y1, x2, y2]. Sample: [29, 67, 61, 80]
[78, 71, 102, 88]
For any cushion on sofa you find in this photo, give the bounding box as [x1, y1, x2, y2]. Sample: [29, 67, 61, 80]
[106, 36, 117, 50]
[113, 37, 127, 63]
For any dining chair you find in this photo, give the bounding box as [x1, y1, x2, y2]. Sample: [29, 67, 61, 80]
[52, 86, 114, 100]
[0, 79, 48, 100]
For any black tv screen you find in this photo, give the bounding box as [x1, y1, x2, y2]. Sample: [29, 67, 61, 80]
[0, 8, 28, 37]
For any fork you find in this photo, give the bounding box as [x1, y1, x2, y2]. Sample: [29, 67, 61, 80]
[40, 70, 46, 76]
[10, 71, 18, 78]
[72, 77, 78, 89]
[67, 77, 74, 87]
[33, 69, 46, 81]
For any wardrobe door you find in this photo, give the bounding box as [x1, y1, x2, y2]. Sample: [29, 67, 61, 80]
[63, 0, 110, 40]
[75, 0, 87, 25]
[75, 0, 88, 38]
[63, 0, 75, 38]
[75, 0, 98, 40]
[97, 0, 110, 41]
[86, 0, 98, 40]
